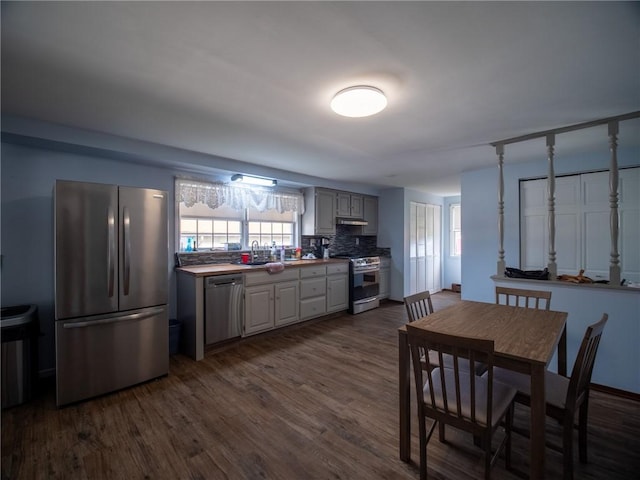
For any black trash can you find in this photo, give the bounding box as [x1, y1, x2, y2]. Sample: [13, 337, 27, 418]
[169, 319, 181, 355]
[1, 305, 39, 409]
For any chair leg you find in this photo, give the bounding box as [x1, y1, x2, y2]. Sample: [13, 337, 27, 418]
[438, 423, 446, 442]
[419, 418, 428, 480]
[562, 414, 574, 480]
[483, 432, 492, 480]
[505, 403, 514, 471]
[578, 399, 589, 463]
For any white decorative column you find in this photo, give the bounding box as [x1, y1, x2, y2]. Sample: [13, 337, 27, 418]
[546, 134, 557, 278]
[608, 121, 621, 285]
[496, 144, 505, 276]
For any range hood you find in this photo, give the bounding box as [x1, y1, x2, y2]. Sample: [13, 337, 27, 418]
[336, 217, 368, 226]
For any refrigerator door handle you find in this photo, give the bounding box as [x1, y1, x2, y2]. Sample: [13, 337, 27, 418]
[62, 306, 166, 329]
[123, 206, 131, 296]
[107, 206, 116, 297]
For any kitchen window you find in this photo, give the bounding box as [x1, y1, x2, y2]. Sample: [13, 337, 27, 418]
[450, 203, 462, 257]
[248, 221, 293, 248]
[176, 178, 304, 251]
[180, 217, 242, 251]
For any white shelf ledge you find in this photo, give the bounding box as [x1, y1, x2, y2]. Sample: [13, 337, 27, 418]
[491, 275, 640, 294]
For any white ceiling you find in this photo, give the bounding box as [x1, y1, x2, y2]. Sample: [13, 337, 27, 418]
[2, 1, 639, 196]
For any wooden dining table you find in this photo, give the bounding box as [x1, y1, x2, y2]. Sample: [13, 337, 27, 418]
[398, 300, 568, 480]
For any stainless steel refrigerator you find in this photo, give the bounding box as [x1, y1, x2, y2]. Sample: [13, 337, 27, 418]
[54, 180, 169, 406]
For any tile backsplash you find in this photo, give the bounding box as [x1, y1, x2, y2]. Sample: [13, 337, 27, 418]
[176, 224, 389, 267]
[302, 224, 389, 257]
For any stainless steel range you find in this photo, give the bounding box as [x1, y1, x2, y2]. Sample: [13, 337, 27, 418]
[340, 256, 381, 314]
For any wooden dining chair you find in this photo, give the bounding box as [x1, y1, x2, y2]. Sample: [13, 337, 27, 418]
[404, 291, 486, 376]
[404, 290, 435, 321]
[407, 325, 517, 480]
[495, 286, 552, 310]
[492, 313, 608, 480]
[405, 290, 486, 443]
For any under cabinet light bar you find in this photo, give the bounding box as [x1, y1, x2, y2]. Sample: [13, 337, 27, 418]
[231, 174, 277, 187]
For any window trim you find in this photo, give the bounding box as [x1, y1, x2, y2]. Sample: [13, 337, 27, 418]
[450, 203, 461, 257]
[175, 178, 303, 252]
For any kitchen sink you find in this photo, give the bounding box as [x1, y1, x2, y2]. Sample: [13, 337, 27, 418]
[233, 260, 270, 266]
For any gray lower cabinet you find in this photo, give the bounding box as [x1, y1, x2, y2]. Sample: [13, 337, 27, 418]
[379, 257, 391, 300]
[326, 263, 349, 312]
[244, 284, 273, 335]
[244, 262, 349, 336]
[177, 262, 350, 359]
[300, 266, 327, 320]
[274, 281, 300, 327]
[244, 268, 300, 336]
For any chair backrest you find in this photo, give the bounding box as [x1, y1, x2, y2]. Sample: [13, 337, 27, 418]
[404, 291, 435, 322]
[495, 286, 552, 310]
[567, 314, 608, 410]
[407, 324, 495, 433]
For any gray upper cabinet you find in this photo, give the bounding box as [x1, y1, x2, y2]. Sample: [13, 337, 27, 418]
[336, 192, 363, 218]
[302, 187, 336, 236]
[362, 195, 378, 235]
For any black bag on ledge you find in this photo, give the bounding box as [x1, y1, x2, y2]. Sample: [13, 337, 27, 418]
[504, 267, 549, 280]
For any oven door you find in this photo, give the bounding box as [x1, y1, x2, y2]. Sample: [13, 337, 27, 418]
[352, 267, 380, 302]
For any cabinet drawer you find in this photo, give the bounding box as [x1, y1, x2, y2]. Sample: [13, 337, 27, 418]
[245, 267, 299, 286]
[300, 296, 327, 320]
[300, 265, 327, 278]
[300, 277, 327, 299]
[327, 263, 349, 275]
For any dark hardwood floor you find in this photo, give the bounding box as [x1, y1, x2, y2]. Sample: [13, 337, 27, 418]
[2, 292, 639, 479]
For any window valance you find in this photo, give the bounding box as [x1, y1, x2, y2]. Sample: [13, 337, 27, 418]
[176, 178, 305, 214]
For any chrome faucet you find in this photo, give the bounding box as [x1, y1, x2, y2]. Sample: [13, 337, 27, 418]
[251, 240, 260, 262]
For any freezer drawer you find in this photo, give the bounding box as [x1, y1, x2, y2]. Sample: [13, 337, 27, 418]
[55, 306, 168, 406]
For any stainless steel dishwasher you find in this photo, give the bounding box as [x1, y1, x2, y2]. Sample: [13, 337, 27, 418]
[204, 274, 244, 345]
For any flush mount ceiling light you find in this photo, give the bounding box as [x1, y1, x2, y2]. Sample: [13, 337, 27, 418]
[231, 174, 277, 187]
[330, 86, 387, 118]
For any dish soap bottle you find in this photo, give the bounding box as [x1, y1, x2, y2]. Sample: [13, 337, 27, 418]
[186, 237, 193, 252]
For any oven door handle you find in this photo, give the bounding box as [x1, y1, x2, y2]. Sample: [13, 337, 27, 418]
[353, 266, 380, 274]
[354, 297, 379, 305]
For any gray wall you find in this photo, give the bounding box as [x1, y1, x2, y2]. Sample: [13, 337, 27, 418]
[378, 187, 405, 301]
[2, 120, 459, 375]
[377, 187, 447, 301]
[1, 142, 178, 374]
[1, 138, 387, 375]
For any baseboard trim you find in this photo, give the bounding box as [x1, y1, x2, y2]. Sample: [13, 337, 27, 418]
[591, 383, 639, 402]
[382, 299, 404, 305]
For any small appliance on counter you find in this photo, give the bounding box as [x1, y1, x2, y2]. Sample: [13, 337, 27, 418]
[313, 237, 331, 259]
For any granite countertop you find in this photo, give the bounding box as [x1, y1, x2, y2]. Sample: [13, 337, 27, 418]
[176, 258, 349, 277]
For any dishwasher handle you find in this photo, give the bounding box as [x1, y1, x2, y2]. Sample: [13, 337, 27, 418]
[205, 275, 244, 289]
